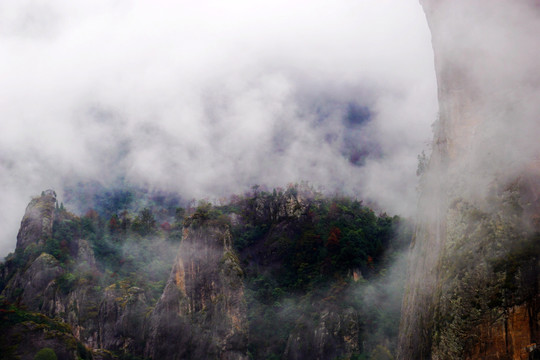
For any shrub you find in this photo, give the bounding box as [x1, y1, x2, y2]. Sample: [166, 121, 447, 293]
[131, 208, 157, 236]
[369, 345, 393, 360]
[56, 272, 77, 294]
[34, 348, 57, 360]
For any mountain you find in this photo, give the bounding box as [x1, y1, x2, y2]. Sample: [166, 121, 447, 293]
[1, 185, 407, 359]
[398, 1, 540, 359]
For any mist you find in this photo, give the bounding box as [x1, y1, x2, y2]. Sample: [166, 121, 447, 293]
[413, 0, 540, 225]
[399, 1, 540, 358]
[0, 0, 437, 257]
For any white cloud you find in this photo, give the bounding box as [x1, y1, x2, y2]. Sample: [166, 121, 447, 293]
[0, 0, 437, 256]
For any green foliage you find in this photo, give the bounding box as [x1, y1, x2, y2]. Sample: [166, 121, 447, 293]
[231, 189, 398, 293]
[166, 207, 185, 242]
[233, 223, 268, 251]
[184, 201, 227, 228]
[416, 150, 428, 178]
[132, 208, 157, 236]
[1, 300, 93, 359]
[12, 190, 180, 308]
[0, 300, 72, 334]
[433, 185, 540, 359]
[77, 343, 92, 360]
[56, 272, 77, 294]
[3, 183, 407, 360]
[34, 348, 57, 360]
[223, 184, 407, 359]
[112, 352, 151, 360]
[369, 345, 393, 360]
[44, 238, 70, 264]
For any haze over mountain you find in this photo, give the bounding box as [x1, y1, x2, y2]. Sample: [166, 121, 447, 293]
[3, 1, 540, 359]
[399, 1, 540, 358]
[0, 0, 437, 257]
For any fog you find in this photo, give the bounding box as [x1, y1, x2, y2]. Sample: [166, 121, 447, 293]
[398, 1, 540, 358]
[0, 0, 437, 257]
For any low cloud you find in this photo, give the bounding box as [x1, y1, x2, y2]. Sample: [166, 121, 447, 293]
[0, 0, 437, 256]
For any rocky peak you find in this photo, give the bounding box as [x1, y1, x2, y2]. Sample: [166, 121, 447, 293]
[146, 216, 248, 360]
[16, 189, 57, 250]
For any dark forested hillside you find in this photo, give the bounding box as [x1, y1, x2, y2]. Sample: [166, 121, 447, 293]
[0, 184, 410, 360]
[229, 185, 410, 360]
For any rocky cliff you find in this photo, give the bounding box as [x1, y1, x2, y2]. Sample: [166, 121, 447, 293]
[283, 304, 361, 360]
[145, 215, 248, 360]
[1, 185, 402, 359]
[398, 1, 540, 359]
[1, 192, 103, 359]
[0, 192, 249, 359]
[16, 190, 57, 250]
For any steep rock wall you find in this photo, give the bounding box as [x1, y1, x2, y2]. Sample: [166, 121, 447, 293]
[16, 190, 56, 250]
[399, 1, 540, 359]
[2, 192, 248, 359]
[146, 220, 248, 360]
[283, 305, 361, 360]
[0, 191, 248, 359]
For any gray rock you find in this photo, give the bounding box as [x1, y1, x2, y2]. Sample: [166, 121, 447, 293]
[16, 190, 57, 249]
[146, 222, 249, 360]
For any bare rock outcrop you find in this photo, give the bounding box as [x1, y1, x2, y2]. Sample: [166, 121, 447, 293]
[2, 192, 251, 359]
[97, 283, 148, 354]
[146, 217, 249, 360]
[2, 252, 62, 309]
[284, 306, 360, 360]
[16, 190, 57, 250]
[398, 1, 540, 359]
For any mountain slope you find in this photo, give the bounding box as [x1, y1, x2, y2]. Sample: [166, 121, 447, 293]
[1, 186, 406, 359]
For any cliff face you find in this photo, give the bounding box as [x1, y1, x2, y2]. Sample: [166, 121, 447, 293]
[16, 190, 57, 250]
[399, 1, 540, 359]
[1, 192, 249, 359]
[146, 221, 248, 360]
[3, 188, 384, 359]
[283, 305, 361, 360]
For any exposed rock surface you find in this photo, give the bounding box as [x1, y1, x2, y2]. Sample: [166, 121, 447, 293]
[465, 304, 535, 360]
[2, 186, 377, 359]
[1, 238, 107, 351]
[16, 190, 57, 250]
[3, 252, 63, 308]
[146, 220, 248, 360]
[283, 305, 360, 360]
[97, 283, 148, 354]
[399, 1, 540, 359]
[2, 192, 248, 359]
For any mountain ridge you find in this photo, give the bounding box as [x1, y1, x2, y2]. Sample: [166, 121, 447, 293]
[1, 186, 406, 359]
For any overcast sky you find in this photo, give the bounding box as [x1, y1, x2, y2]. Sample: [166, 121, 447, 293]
[0, 0, 437, 257]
